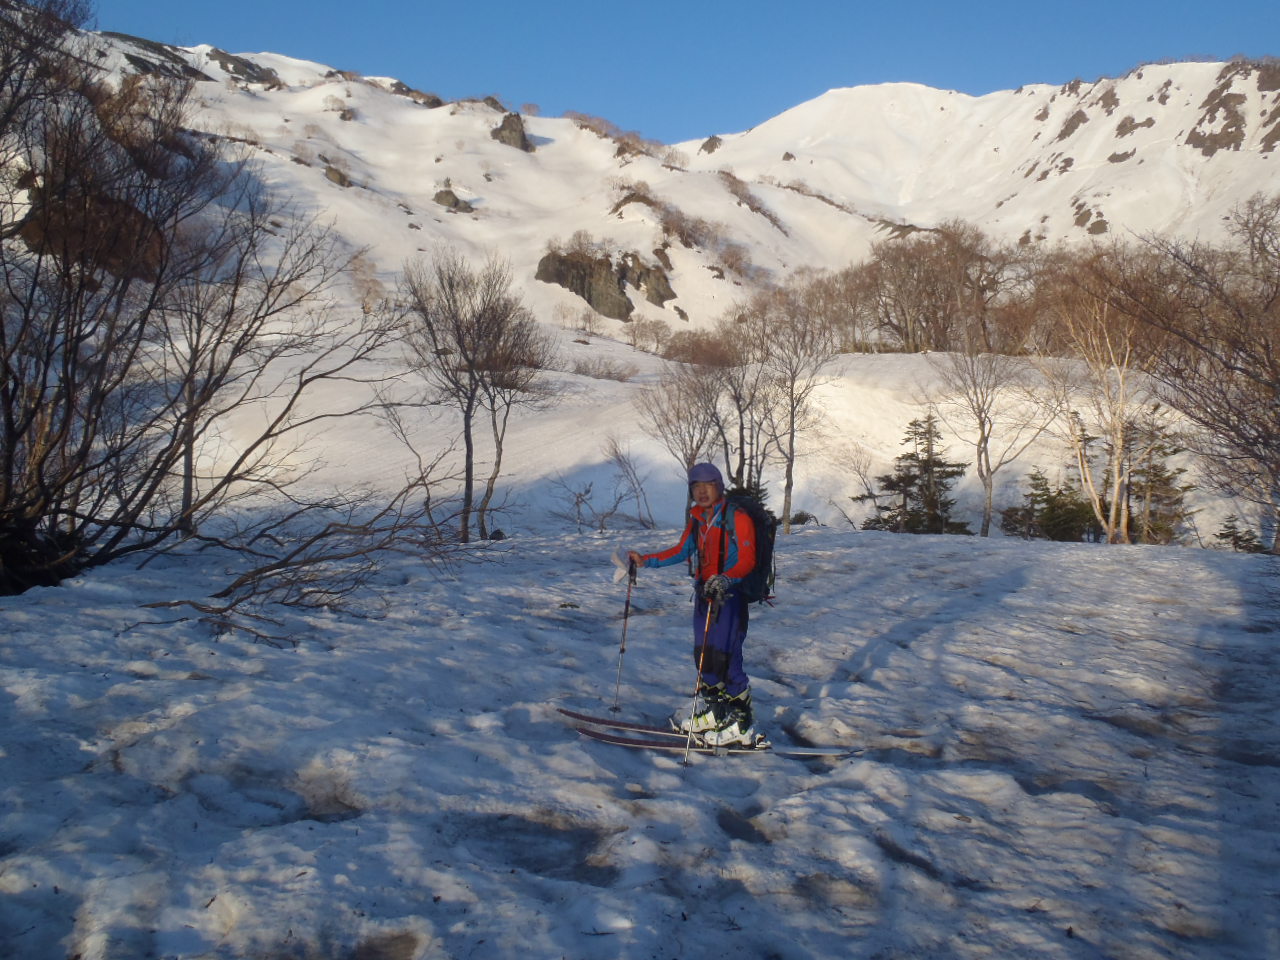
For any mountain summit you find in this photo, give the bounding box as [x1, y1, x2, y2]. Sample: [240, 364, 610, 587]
[93, 30, 1280, 326]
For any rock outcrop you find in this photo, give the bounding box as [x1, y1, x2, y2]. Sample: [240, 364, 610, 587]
[491, 113, 534, 153]
[536, 251, 634, 319]
[434, 189, 475, 213]
[536, 249, 679, 319]
[618, 254, 677, 307]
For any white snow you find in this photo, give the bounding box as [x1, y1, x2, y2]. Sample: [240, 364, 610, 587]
[3, 525, 1278, 959]
[84, 33, 1280, 333]
[4, 30, 1280, 960]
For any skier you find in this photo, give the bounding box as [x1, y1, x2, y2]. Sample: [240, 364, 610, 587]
[628, 462, 758, 746]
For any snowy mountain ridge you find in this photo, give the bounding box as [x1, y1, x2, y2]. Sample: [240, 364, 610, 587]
[690, 60, 1280, 245]
[91, 29, 1280, 330]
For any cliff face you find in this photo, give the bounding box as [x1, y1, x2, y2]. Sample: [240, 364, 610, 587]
[534, 250, 677, 320]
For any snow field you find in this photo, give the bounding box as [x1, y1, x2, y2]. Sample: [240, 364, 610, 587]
[3, 526, 1278, 959]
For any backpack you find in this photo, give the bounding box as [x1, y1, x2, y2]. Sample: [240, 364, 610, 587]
[724, 495, 777, 604]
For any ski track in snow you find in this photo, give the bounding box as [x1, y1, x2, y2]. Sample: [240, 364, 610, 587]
[2, 528, 1278, 959]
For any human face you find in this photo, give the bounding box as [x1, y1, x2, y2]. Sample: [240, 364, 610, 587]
[691, 481, 721, 508]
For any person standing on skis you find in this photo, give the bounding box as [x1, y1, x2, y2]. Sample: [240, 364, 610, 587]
[628, 462, 758, 747]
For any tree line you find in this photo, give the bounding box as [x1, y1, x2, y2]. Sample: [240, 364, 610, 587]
[637, 204, 1280, 552]
[4, 0, 1275, 627]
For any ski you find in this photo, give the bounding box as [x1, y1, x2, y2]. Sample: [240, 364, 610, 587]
[575, 724, 769, 755]
[556, 706, 685, 739]
[572, 723, 855, 758]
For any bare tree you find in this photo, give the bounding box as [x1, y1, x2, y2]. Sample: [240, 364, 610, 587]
[401, 248, 545, 543]
[926, 351, 1060, 536]
[604, 435, 655, 528]
[0, 18, 415, 595]
[473, 297, 555, 539]
[0, 1, 91, 143]
[932, 220, 1031, 355]
[840, 221, 1029, 354]
[853, 233, 955, 352]
[1086, 194, 1280, 550]
[827, 441, 880, 526]
[1033, 248, 1168, 544]
[707, 314, 777, 496]
[141, 469, 460, 644]
[549, 440, 654, 532]
[804, 265, 874, 352]
[626, 317, 671, 354]
[634, 363, 720, 472]
[740, 279, 839, 530]
[654, 318, 777, 494]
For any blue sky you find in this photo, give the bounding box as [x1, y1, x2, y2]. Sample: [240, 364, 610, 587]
[93, 0, 1277, 144]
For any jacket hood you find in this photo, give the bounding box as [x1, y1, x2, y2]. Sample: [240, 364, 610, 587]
[687, 462, 724, 490]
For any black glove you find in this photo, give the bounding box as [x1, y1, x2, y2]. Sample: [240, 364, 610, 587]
[702, 575, 730, 601]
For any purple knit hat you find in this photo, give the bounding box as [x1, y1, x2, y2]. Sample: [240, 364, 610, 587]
[687, 462, 724, 491]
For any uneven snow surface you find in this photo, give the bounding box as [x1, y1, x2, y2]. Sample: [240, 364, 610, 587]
[3, 529, 1278, 959]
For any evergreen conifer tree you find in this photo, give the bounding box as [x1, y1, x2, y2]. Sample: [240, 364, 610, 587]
[1000, 469, 1100, 542]
[858, 415, 972, 534]
[1214, 516, 1266, 553]
[1127, 429, 1196, 545]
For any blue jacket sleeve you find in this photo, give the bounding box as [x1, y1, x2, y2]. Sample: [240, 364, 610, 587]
[643, 518, 695, 569]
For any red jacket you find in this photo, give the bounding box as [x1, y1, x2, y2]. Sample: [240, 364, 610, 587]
[641, 500, 756, 583]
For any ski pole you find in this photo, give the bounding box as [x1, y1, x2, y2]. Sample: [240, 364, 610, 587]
[610, 559, 637, 712]
[683, 596, 719, 763]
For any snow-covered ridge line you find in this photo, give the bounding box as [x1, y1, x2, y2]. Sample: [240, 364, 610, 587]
[84, 27, 1280, 334]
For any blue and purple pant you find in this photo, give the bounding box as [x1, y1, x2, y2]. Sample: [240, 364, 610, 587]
[692, 591, 750, 696]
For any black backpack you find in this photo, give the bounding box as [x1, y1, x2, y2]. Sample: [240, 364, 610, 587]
[723, 495, 777, 604]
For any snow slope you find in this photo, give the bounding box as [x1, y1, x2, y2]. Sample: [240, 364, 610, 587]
[2, 527, 1277, 959]
[85, 31, 1280, 331]
[683, 62, 1280, 246]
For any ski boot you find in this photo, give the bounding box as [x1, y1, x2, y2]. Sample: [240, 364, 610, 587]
[674, 683, 727, 735]
[701, 687, 760, 747]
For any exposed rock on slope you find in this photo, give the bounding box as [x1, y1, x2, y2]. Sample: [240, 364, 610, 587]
[434, 189, 475, 213]
[535, 249, 676, 319]
[536, 251, 635, 319]
[491, 112, 534, 152]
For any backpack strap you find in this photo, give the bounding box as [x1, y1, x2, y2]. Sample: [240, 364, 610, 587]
[717, 501, 732, 576]
[685, 509, 699, 580]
